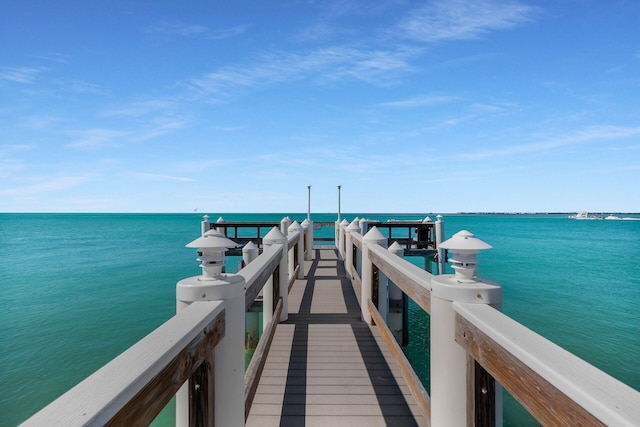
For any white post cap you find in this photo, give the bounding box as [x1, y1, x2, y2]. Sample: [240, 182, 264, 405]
[439, 230, 491, 282]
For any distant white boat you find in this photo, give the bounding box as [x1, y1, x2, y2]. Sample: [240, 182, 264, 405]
[568, 211, 602, 220]
[604, 215, 621, 220]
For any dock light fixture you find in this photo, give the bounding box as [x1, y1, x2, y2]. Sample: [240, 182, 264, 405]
[186, 230, 239, 280]
[439, 230, 492, 282]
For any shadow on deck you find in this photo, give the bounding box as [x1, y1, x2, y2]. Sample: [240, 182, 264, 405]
[246, 248, 423, 427]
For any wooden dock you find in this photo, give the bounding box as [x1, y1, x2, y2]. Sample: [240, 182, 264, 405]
[246, 247, 425, 427]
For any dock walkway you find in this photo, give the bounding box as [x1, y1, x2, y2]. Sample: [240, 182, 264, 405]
[246, 247, 424, 427]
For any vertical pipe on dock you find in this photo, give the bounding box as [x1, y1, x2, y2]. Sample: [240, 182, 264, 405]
[263, 227, 289, 322]
[337, 184, 342, 222]
[361, 227, 387, 324]
[307, 185, 311, 221]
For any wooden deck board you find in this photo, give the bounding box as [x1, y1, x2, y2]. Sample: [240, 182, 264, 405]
[246, 248, 424, 427]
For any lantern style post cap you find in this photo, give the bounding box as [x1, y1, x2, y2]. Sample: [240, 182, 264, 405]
[439, 230, 491, 252]
[186, 229, 239, 249]
[186, 230, 239, 280]
[439, 230, 492, 282]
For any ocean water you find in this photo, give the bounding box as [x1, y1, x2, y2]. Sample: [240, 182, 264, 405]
[1, 213, 638, 426]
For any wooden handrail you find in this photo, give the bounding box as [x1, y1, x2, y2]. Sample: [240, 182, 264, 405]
[287, 230, 300, 250]
[453, 302, 640, 426]
[368, 299, 431, 426]
[244, 298, 283, 420]
[367, 243, 433, 313]
[21, 301, 226, 427]
[240, 243, 283, 310]
[349, 234, 640, 425]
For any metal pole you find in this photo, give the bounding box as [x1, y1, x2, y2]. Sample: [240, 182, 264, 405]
[307, 185, 311, 221]
[337, 184, 342, 222]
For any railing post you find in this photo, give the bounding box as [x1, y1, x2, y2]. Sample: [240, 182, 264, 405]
[301, 219, 313, 260]
[216, 216, 226, 235]
[176, 231, 245, 427]
[263, 227, 288, 322]
[359, 218, 369, 235]
[261, 236, 276, 330]
[338, 219, 349, 259]
[388, 241, 406, 346]
[280, 216, 291, 236]
[429, 230, 502, 427]
[361, 227, 386, 324]
[282, 217, 295, 283]
[201, 214, 210, 235]
[345, 220, 360, 279]
[289, 221, 305, 279]
[242, 241, 258, 267]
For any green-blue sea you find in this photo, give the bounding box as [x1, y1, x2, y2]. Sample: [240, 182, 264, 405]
[1, 213, 639, 426]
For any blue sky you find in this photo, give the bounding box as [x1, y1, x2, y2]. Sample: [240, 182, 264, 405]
[1, 0, 639, 213]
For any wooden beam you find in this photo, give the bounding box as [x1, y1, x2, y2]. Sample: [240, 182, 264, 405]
[367, 244, 432, 313]
[368, 299, 431, 426]
[23, 301, 226, 427]
[241, 244, 282, 311]
[244, 298, 283, 420]
[453, 303, 640, 426]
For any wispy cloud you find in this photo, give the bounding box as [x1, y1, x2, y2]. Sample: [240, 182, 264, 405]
[0, 175, 90, 196]
[65, 129, 130, 149]
[183, 45, 415, 98]
[64, 116, 187, 148]
[146, 21, 208, 36]
[127, 172, 193, 182]
[61, 80, 110, 96]
[103, 99, 178, 117]
[460, 125, 640, 160]
[32, 52, 71, 63]
[132, 117, 189, 141]
[398, 0, 537, 43]
[146, 21, 247, 40]
[378, 94, 459, 108]
[209, 25, 249, 40]
[21, 115, 64, 129]
[0, 66, 45, 84]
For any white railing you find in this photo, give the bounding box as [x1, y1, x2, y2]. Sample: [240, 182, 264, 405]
[20, 300, 226, 426]
[21, 220, 305, 427]
[338, 220, 640, 427]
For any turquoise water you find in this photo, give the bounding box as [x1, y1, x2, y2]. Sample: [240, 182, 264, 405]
[1, 213, 638, 426]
